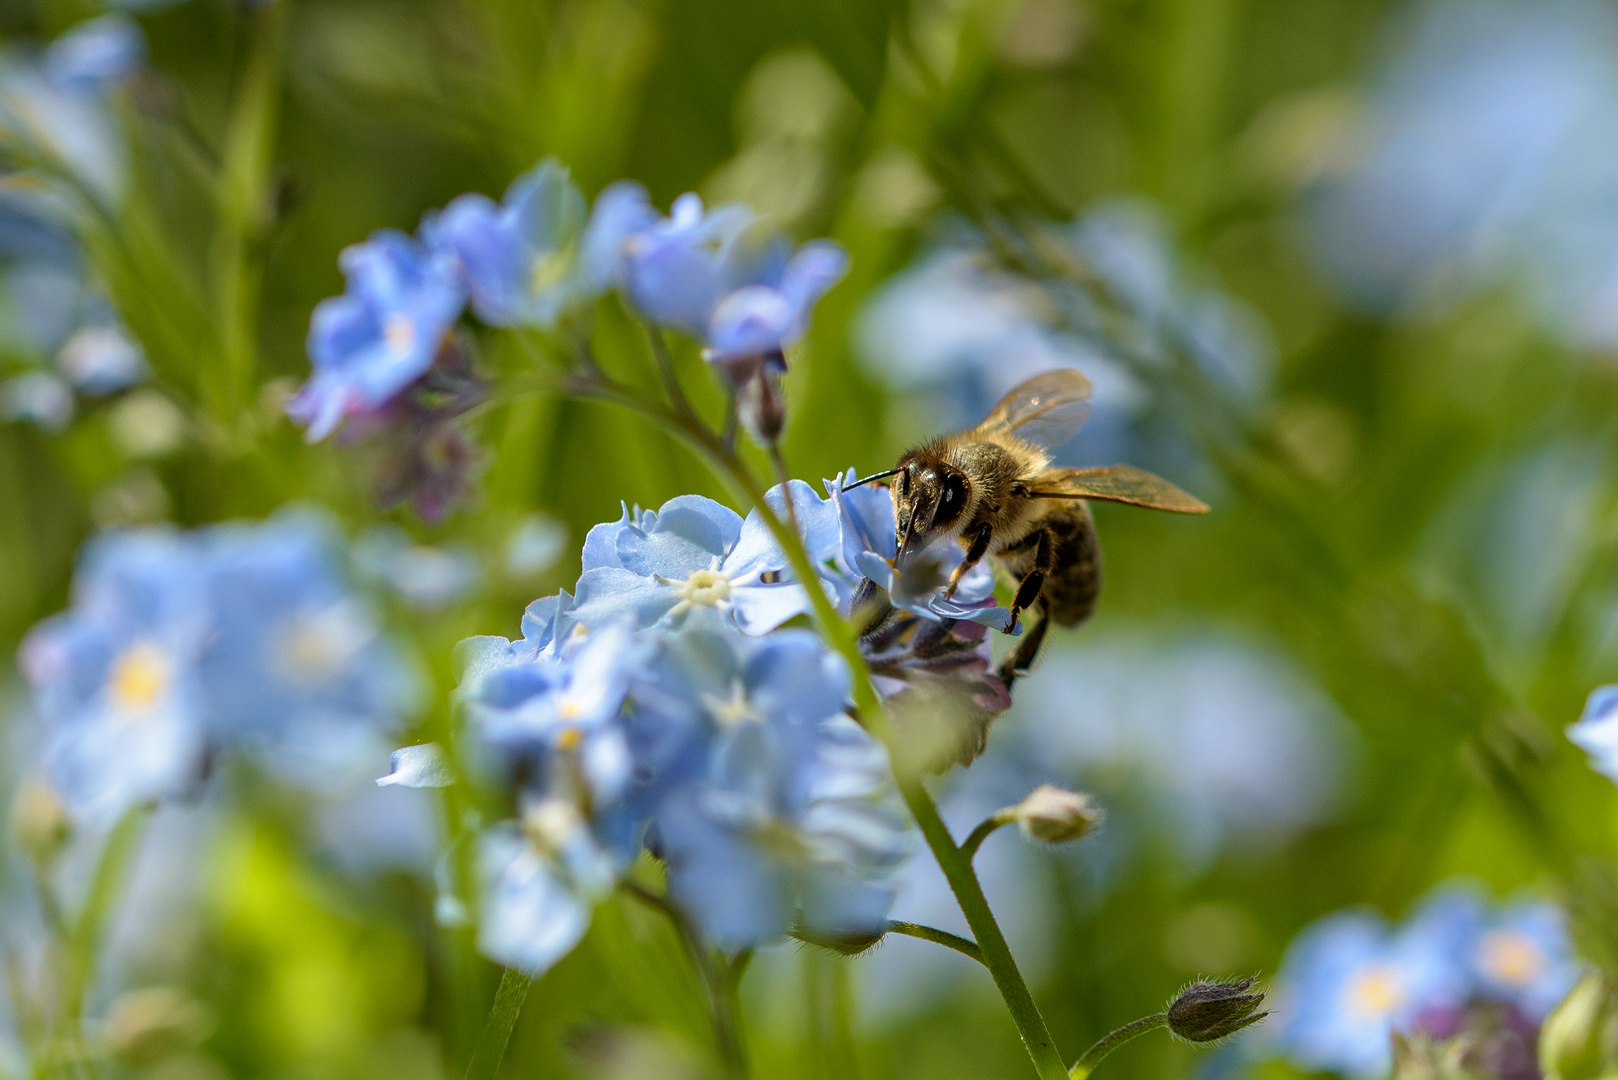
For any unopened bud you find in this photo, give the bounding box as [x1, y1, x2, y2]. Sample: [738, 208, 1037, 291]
[1012, 785, 1100, 844]
[104, 987, 211, 1066]
[1540, 971, 1618, 1080]
[9, 775, 72, 863]
[1165, 977, 1268, 1043]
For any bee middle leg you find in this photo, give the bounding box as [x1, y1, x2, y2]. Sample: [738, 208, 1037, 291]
[1005, 527, 1053, 635]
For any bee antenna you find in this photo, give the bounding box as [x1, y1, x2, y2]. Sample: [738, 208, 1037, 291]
[843, 467, 901, 491]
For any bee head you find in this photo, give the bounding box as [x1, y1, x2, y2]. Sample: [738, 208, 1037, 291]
[892, 452, 970, 566]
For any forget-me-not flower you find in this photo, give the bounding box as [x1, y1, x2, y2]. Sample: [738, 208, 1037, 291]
[288, 230, 467, 441]
[42, 14, 145, 91]
[421, 160, 655, 328]
[646, 627, 913, 948]
[198, 512, 414, 785]
[569, 482, 839, 635]
[18, 530, 210, 823]
[1569, 683, 1618, 783]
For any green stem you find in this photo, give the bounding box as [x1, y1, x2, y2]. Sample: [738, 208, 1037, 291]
[462, 968, 531, 1080]
[65, 805, 150, 1023]
[960, 812, 1013, 862]
[569, 372, 1067, 1080]
[620, 882, 748, 1079]
[212, 1, 287, 426]
[1067, 1014, 1167, 1079]
[886, 921, 984, 965]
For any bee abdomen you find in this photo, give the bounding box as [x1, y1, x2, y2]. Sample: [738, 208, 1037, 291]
[1040, 505, 1101, 628]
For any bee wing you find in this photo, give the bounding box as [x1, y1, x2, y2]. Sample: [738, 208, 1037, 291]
[1028, 465, 1210, 514]
[974, 369, 1094, 451]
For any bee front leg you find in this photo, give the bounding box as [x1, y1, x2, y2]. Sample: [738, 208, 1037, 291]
[1006, 528, 1054, 635]
[944, 523, 994, 600]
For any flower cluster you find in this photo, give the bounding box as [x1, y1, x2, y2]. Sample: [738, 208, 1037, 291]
[17, 511, 414, 825]
[1273, 883, 1581, 1078]
[290, 158, 847, 504]
[396, 471, 1022, 975]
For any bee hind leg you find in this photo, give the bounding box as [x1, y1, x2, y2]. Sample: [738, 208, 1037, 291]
[997, 604, 1050, 690]
[1004, 528, 1053, 634]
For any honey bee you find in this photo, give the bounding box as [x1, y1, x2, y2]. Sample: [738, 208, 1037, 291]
[850, 369, 1208, 684]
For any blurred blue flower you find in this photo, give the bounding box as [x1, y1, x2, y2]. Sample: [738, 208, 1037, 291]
[1275, 909, 1470, 1078]
[18, 530, 210, 823]
[17, 513, 415, 822]
[477, 800, 617, 975]
[55, 322, 145, 394]
[1305, 0, 1618, 350]
[620, 193, 754, 336]
[421, 159, 591, 328]
[354, 524, 481, 609]
[570, 482, 839, 635]
[289, 230, 467, 441]
[704, 240, 846, 363]
[619, 191, 845, 364]
[1012, 631, 1353, 867]
[647, 627, 912, 948]
[1, 370, 73, 430]
[1569, 683, 1618, 782]
[576, 180, 657, 296]
[198, 513, 414, 785]
[1467, 898, 1579, 1020]
[43, 14, 144, 91]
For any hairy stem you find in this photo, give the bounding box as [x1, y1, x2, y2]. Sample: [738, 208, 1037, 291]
[462, 968, 531, 1080]
[1067, 1014, 1167, 1079]
[886, 921, 985, 964]
[960, 812, 1014, 862]
[571, 372, 1067, 1080]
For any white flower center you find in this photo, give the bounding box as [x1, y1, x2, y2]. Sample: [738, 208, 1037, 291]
[678, 568, 732, 607]
[521, 798, 583, 855]
[107, 642, 171, 716]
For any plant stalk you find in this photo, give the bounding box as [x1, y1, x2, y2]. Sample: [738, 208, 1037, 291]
[1067, 1014, 1167, 1079]
[462, 968, 531, 1080]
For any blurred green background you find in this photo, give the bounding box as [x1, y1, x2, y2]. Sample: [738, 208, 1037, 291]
[5, 0, 1618, 1077]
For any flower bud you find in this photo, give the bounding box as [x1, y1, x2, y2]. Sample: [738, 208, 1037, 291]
[1540, 970, 1618, 1080]
[104, 987, 211, 1066]
[9, 774, 72, 863]
[1012, 784, 1100, 844]
[1165, 977, 1267, 1043]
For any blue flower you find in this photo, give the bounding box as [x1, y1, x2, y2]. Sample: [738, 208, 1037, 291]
[421, 160, 597, 328]
[619, 192, 845, 362]
[462, 622, 643, 812]
[198, 512, 415, 784]
[569, 482, 840, 635]
[18, 530, 210, 823]
[288, 230, 467, 441]
[55, 323, 145, 394]
[824, 469, 1010, 630]
[620, 193, 754, 336]
[1569, 683, 1618, 782]
[1467, 898, 1580, 1020]
[704, 240, 846, 363]
[1274, 908, 1470, 1078]
[645, 627, 912, 947]
[476, 799, 617, 976]
[43, 14, 144, 91]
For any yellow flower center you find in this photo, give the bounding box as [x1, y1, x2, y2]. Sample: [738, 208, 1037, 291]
[107, 642, 171, 714]
[679, 569, 732, 607]
[383, 314, 416, 353]
[1344, 963, 1405, 1019]
[530, 248, 572, 294]
[274, 603, 373, 685]
[703, 681, 758, 729]
[1479, 930, 1546, 988]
